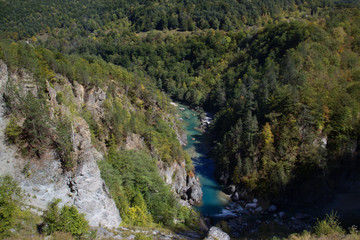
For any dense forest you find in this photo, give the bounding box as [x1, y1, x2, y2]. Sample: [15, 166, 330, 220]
[0, 0, 360, 238]
[0, 0, 349, 38]
[20, 2, 359, 199]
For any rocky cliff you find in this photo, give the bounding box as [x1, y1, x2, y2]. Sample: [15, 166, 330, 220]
[0, 60, 121, 228]
[0, 58, 202, 228]
[158, 160, 202, 205]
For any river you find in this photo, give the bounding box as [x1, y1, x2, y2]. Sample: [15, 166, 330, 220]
[177, 104, 230, 217]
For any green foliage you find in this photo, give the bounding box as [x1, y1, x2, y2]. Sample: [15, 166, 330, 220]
[99, 150, 195, 227]
[4, 75, 53, 157]
[134, 232, 153, 240]
[0, 0, 339, 39]
[54, 117, 74, 170]
[43, 199, 62, 234]
[57, 205, 90, 238]
[313, 212, 345, 237]
[21, 92, 51, 152]
[43, 199, 89, 238]
[4, 116, 22, 144]
[0, 176, 22, 239]
[0, 2, 359, 232]
[209, 8, 360, 197]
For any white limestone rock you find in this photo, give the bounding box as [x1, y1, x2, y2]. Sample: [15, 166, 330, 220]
[204, 226, 230, 240]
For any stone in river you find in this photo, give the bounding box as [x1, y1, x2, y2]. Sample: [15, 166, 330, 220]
[245, 202, 257, 209]
[268, 205, 277, 212]
[279, 211, 286, 218]
[231, 192, 239, 201]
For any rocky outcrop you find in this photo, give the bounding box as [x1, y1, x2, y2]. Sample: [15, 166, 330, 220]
[85, 87, 106, 122]
[158, 160, 202, 205]
[0, 60, 19, 177]
[204, 227, 230, 240]
[71, 117, 121, 227]
[125, 133, 145, 150]
[0, 58, 202, 228]
[0, 61, 121, 228]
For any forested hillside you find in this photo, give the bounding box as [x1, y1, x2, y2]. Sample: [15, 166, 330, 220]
[0, 40, 200, 238]
[24, 3, 359, 199]
[212, 8, 360, 198]
[1, 0, 356, 39]
[0, 0, 360, 239]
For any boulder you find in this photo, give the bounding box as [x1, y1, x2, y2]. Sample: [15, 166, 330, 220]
[231, 192, 239, 201]
[204, 227, 230, 240]
[279, 211, 286, 218]
[187, 184, 203, 205]
[223, 185, 236, 195]
[245, 203, 257, 209]
[268, 205, 277, 212]
[199, 218, 209, 232]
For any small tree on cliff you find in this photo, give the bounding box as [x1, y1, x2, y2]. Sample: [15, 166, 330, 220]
[43, 199, 89, 238]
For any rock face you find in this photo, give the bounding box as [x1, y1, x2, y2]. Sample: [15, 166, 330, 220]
[125, 133, 145, 150]
[204, 227, 230, 240]
[71, 117, 121, 227]
[158, 160, 202, 205]
[0, 58, 202, 228]
[0, 60, 121, 228]
[0, 60, 19, 177]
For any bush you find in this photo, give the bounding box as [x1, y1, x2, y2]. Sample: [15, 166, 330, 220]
[54, 118, 74, 170]
[58, 205, 89, 238]
[43, 199, 89, 238]
[313, 212, 345, 237]
[0, 176, 22, 239]
[134, 232, 153, 240]
[4, 116, 22, 144]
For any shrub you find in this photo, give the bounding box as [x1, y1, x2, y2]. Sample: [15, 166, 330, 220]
[134, 232, 153, 240]
[313, 212, 345, 237]
[58, 205, 89, 238]
[0, 176, 22, 239]
[56, 91, 64, 105]
[43, 199, 89, 238]
[5, 116, 22, 144]
[54, 118, 74, 170]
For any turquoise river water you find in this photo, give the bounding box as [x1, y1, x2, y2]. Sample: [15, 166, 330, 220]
[177, 104, 230, 216]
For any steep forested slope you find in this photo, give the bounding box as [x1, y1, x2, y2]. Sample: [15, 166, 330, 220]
[211, 8, 360, 199]
[0, 41, 201, 232]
